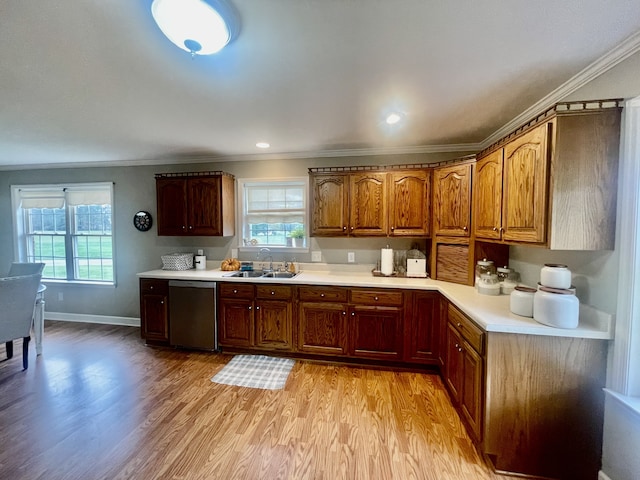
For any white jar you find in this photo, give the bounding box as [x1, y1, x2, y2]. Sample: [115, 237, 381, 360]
[540, 263, 572, 289]
[533, 286, 579, 329]
[477, 273, 500, 296]
[510, 286, 537, 317]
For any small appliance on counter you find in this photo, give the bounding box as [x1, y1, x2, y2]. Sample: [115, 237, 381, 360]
[194, 249, 206, 270]
[406, 248, 427, 277]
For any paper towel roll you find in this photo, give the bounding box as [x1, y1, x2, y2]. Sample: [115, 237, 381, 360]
[381, 247, 394, 276]
[195, 255, 207, 270]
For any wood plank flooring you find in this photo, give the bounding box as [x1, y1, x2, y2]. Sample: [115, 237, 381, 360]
[0, 321, 512, 480]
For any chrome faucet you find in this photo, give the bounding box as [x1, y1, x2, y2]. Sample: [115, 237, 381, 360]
[258, 247, 273, 272]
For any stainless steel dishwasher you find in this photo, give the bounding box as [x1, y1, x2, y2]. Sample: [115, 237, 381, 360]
[168, 280, 217, 351]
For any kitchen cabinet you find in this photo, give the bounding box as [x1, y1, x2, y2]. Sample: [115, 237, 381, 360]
[310, 168, 429, 237]
[388, 170, 431, 236]
[309, 174, 349, 236]
[254, 285, 293, 351]
[349, 289, 403, 360]
[474, 101, 621, 248]
[444, 304, 485, 442]
[155, 172, 235, 236]
[403, 290, 441, 364]
[433, 162, 472, 237]
[218, 283, 254, 348]
[219, 283, 294, 351]
[139, 278, 169, 345]
[297, 286, 349, 355]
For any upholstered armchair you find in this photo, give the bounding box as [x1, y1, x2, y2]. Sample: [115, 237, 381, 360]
[0, 273, 42, 369]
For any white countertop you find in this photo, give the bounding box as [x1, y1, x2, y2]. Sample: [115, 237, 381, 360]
[138, 263, 613, 340]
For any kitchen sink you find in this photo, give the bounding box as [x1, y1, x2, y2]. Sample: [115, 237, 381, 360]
[261, 271, 299, 279]
[222, 271, 265, 278]
[222, 270, 299, 279]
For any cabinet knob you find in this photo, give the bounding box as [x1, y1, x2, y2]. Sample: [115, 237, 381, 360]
[457, 322, 462, 328]
[320, 293, 325, 297]
[248, 306, 252, 310]
[160, 300, 164, 304]
[391, 227, 395, 231]
[182, 225, 186, 230]
[189, 225, 193, 230]
[233, 289, 238, 294]
[455, 343, 460, 348]
[374, 296, 379, 301]
[150, 286, 154, 290]
[342, 311, 346, 315]
[458, 347, 463, 352]
[256, 306, 260, 310]
[492, 227, 498, 232]
[271, 291, 275, 295]
[343, 226, 347, 231]
[500, 227, 505, 233]
[463, 226, 468, 231]
[350, 226, 354, 231]
[351, 312, 355, 316]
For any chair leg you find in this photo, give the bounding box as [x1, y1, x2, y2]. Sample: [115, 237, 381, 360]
[6, 341, 13, 359]
[22, 336, 30, 370]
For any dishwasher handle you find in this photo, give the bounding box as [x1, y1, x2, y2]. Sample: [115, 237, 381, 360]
[168, 280, 217, 289]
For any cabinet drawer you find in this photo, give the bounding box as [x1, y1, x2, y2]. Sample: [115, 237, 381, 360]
[219, 283, 255, 299]
[350, 289, 403, 306]
[448, 304, 484, 354]
[140, 278, 169, 295]
[299, 286, 348, 302]
[256, 284, 292, 300]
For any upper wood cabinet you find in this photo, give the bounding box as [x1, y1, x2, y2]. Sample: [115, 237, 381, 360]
[389, 170, 431, 236]
[310, 169, 430, 237]
[349, 172, 388, 236]
[433, 163, 472, 237]
[309, 174, 349, 236]
[474, 102, 621, 249]
[155, 172, 235, 236]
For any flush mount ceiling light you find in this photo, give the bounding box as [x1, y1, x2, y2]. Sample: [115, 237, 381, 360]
[151, 0, 239, 56]
[385, 112, 403, 125]
[256, 142, 270, 149]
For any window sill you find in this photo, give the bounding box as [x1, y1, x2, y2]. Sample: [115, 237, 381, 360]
[604, 389, 640, 420]
[43, 279, 116, 288]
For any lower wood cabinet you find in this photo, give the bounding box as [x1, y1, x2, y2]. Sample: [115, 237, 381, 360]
[444, 304, 485, 442]
[297, 286, 348, 355]
[404, 290, 441, 364]
[218, 283, 293, 351]
[139, 278, 169, 345]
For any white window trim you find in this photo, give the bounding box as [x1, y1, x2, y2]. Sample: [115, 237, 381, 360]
[236, 176, 310, 255]
[10, 182, 116, 286]
[607, 96, 640, 414]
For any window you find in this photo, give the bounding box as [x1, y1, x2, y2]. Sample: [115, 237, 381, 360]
[237, 178, 308, 251]
[11, 183, 115, 284]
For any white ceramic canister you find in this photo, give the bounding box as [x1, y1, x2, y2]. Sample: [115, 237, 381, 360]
[533, 286, 579, 329]
[510, 286, 537, 317]
[540, 263, 572, 289]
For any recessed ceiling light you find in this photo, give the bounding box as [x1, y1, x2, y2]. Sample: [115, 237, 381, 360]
[385, 113, 402, 125]
[256, 142, 270, 149]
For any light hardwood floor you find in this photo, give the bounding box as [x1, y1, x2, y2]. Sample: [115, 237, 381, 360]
[0, 321, 512, 480]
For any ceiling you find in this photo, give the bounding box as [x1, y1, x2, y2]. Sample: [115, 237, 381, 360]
[2, 0, 640, 170]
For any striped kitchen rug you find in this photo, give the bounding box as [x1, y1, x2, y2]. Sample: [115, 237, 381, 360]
[211, 354, 295, 390]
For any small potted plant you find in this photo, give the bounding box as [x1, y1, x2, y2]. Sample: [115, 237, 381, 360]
[289, 227, 305, 248]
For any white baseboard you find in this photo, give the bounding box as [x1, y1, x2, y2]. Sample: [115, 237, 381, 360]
[45, 311, 140, 327]
[599, 471, 613, 480]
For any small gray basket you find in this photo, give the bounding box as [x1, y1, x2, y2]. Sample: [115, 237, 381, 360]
[161, 253, 194, 271]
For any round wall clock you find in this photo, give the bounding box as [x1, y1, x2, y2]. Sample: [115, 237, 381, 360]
[133, 211, 153, 231]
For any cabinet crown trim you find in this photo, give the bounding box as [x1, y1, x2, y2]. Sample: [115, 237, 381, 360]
[155, 171, 235, 179]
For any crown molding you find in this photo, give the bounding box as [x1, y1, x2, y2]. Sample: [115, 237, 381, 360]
[481, 29, 640, 149]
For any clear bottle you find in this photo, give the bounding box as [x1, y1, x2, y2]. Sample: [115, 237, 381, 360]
[475, 259, 496, 288]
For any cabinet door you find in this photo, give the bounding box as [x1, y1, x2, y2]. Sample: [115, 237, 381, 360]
[473, 150, 504, 240]
[445, 323, 463, 402]
[255, 300, 292, 350]
[389, 171, 431, 236]
[298, 302, 348, 355]
[187, 177, 222, 236]
[433, 164, 471, 237]
[502, 123, 549, 243]
[310, 174, 349, 236]
[460, 341, 484, 442]
[140, 279, 169, 343]
[404, 291, 440, 363]
[218, 298, 254, 347]
[349, 173, 388, 236]
[156, 178, 188, 235]
[349, 306, 402, 360]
